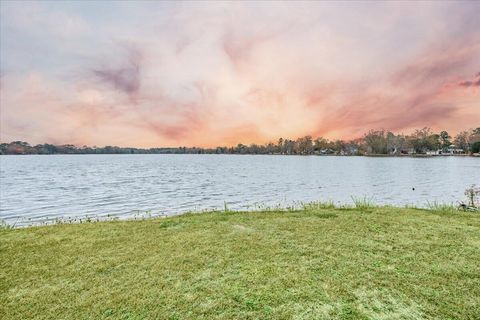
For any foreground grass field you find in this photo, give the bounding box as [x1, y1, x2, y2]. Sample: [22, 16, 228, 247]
[1, 207, 479, 319]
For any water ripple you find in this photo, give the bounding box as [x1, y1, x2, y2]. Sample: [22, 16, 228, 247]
[1, 154, 479, 226]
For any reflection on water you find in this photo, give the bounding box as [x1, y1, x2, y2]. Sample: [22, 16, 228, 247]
[1, 154, 479, 226]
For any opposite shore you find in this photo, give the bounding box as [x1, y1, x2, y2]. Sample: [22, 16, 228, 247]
[2, 127, 480, 156]
[2, 153, 479, 157]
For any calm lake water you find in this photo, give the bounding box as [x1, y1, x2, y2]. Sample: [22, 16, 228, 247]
[1, 155, 479, 226]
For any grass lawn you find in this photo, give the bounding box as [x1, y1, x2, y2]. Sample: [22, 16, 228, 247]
[1, 207, 479, 319]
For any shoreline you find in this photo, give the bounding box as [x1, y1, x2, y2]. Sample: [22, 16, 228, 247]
[2, 201, 477, 229]
[1, 153, 479, 157]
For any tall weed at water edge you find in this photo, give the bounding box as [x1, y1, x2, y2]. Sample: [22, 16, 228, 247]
[351, 196, 376, 210]
[302, 201, 336, 210]
[426, 201, 457, 213]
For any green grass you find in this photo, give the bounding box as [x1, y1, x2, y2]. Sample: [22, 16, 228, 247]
[1, 207, 479, 319]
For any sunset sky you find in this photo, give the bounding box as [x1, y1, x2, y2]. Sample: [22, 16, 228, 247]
[1, 1, 479, 147]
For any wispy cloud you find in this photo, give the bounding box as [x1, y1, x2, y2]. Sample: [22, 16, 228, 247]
[90, 45, 142, 101]
[459, 72, 480, 87]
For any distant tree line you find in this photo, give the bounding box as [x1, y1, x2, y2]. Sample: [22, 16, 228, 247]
[1, 127, 480, 156]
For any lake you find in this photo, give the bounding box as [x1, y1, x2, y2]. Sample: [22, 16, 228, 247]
[1, 155, 479, 226]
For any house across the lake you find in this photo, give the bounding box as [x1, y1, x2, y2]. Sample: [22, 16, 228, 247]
[445, 145, 464, 155]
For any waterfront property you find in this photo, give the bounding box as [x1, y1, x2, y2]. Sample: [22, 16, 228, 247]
[1, 206, 479, 319]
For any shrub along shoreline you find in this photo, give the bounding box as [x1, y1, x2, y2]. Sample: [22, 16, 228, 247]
[1, 206, 479, 319]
